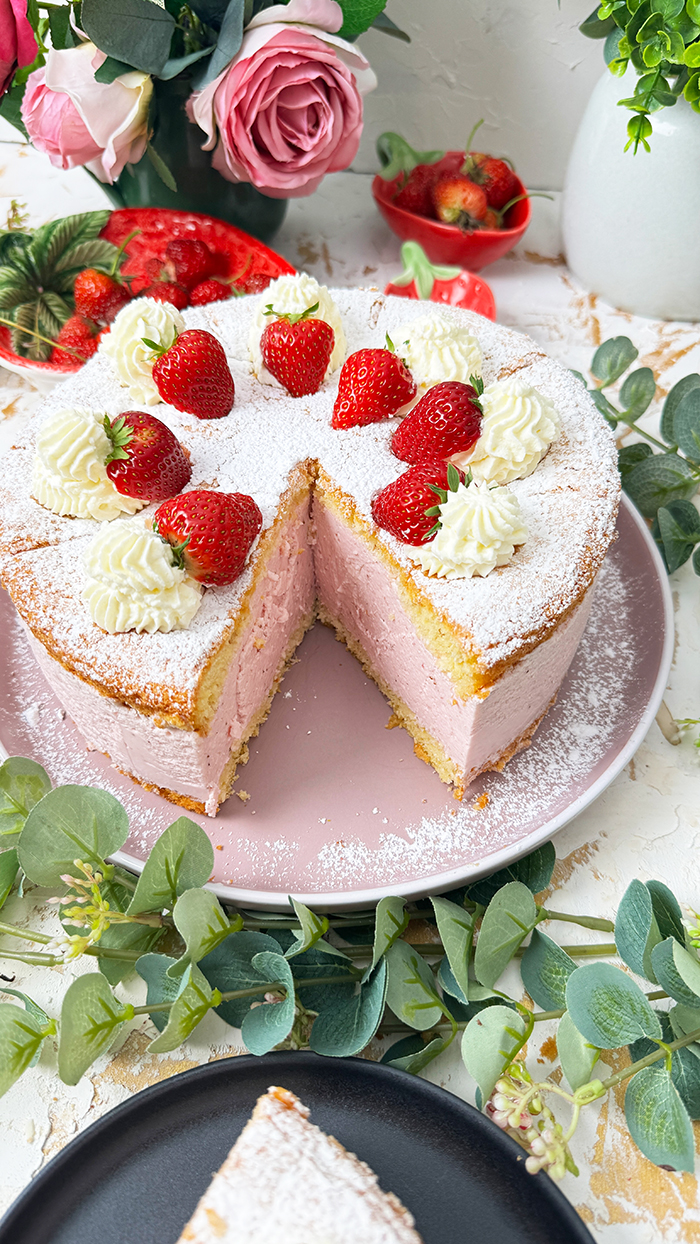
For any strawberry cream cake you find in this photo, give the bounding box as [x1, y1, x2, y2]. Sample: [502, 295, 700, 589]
[0, 279, 620, 816]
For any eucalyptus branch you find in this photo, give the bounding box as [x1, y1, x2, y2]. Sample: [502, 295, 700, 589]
[598, 1025, 700, 1094]
[537, 908, 614, 932]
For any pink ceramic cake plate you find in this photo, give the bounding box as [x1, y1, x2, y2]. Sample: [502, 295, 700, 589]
[0, 496, 672, 912]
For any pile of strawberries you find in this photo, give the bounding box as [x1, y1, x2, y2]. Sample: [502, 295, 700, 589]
[388, 122, 523, 233]
[51, 238, 238, 367]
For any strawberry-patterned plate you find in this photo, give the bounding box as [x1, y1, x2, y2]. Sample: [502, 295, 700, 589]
[0, 208, 295, 390]
[0, 497, 672, 912]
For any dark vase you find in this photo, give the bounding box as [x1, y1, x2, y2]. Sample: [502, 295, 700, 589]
[101, 76, 288, 245]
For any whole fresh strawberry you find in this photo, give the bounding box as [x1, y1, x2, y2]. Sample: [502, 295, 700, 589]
[465, 153, 519, 212]
[332, 340, 416, 429]
[189, 279, 233, 307]
[49, 314, 99, 365]
[393, 164, 441, 218]
[165, 238, 217, 290]
[74, 269, 131, 326]
[391, 379, 483, 465]
[154, 489, 262, 586]
[372, 461, 465, 546]
[260, 302, 334, 398]
[145, 328, 235, 420]
[104, 411, 191, 502]
[143, 281, 189, 310]
[432, 174, 488, 230]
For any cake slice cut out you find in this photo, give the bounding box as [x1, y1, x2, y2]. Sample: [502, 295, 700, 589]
[176, 1085, 423, 1244]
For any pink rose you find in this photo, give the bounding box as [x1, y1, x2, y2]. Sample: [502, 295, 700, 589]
[188, 0, 376, 198]
[0, 0, 37, 96]
[21, 43, 152, 184]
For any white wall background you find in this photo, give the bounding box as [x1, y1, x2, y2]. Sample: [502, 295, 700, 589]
[354, 0, 607, 189]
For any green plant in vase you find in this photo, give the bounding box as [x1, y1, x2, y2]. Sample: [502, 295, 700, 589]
[0, 0, 407, 242]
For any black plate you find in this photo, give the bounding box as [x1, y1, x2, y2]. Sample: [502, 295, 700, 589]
[0, 1053, 594, 1244]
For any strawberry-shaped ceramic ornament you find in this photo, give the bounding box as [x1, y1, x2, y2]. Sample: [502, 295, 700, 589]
[384, 241, 496, 320]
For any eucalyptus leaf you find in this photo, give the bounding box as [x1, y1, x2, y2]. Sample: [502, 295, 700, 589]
[0, 848, 18, 911]
[657, 501, 700, 573]
[466, 842, 555, 906]
[0, 1003, 48, 1097]
[149, 964, 215, 1054]
[310, 960, 387, 1057]
[0, 756, 51, 843]
[650, 939, 700, 1007]
[625, 1063, 695, 1172]
[590, 336, 638, 386]
[618, 442, 653, 482]
[646, 879, 685, 944]
[430, 897, 474, 1001]
[566, 962, 663, 1048]
[386, 1035, 448, 1073]
[128, 818, 214, 916]
[290, 944, 356, 1015]
[614, 878, 661, 981]
[240, 952, 295, 1055]
[557, 1010, 599, 1092]
[169, 888, 241, 976]
[18, 785, 128, 888]
[81, 0, 175, 75]
[630, 1014, 700, 1119]
[58, 974, 130, 1085]
[623, 453, 697, 518]
[520, 928, 576, 1010]
[365, 896, 409, 977]
[473, 882, 537, 989]
[201, 930, 282, 1027]
[461, 1005, 527, 1103]
[619, 366, 656, 417]
[385, 940, 444, 1031]
[0, 987, 52, 1067]
[135, 953, 182, 1033]
[380, 1032, 424, 1064]
[669, 1002, 700, 1044]
[661, 373, 700, 443]
[285, 897, 329, 959]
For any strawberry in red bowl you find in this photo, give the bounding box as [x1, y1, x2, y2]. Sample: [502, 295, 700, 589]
[372, 127, 536, 271]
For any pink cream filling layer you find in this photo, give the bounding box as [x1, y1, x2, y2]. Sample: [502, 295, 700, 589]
[27, 495, 593, 815]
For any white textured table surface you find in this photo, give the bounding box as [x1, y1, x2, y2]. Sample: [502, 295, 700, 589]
[1, 132, 700, 1243]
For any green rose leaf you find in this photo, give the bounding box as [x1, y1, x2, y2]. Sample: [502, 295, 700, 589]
[370, 12, 410, 42]
[430, 897, 473, 1002]
[623, 452, 697, 518]
[473, 882, 537, 989]
[619, 366, 656, 418]
[18, 785, 128, 887]
[673, 387, 700, 461]
[384, 1034, 447, 1074]
[556, 1010, 599, 1092]
[0, 1002, 49, 1097]
[466, 842, 556, 906]
[566, 962, 663, 1048]
[651, 939, 700, 1007]
[338, 0, 388, 39]
[240, 951, 295, 1055]
[58, 974, 131, 1085]
[618, 442, 653, 482]
[646, 879, 685, 944]
[200, 930, 283, 1028]
[364, 896, 409, 978]
[169, 888, 242, 977]
[0, 756, 51, 843]
[149, 963, 215, 1054]
[94, 56, 138, 83]
[285, 896, 329, 959]
[520, 928, 576, 1010]
[128, 818, 215, 916]
[461, 1005, 527, 1104]
[657, 501, 700, 573]
[310, 960, 387, 1057]
[625, 1063, 695, 1172]
[615, 878, 662, 981]
[590, 336, 638, 386]
[135, 953, 182, 1033]
[196, 0, 245, 88]
[660, 373, 700, 443]
[81, 0, 176, 76]
[0, 848, 18, 911]
[385, 939, 444, 1031]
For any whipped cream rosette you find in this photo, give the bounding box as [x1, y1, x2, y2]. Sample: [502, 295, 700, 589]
[394, 311, 482, 389]
[453, 375, 560, 484]
[417, 477, 527, 580]
[249, 272, 346, 382]
[100, 297, 185, 404]
[83, 520, 202, 634]
[32, 407, 146, 522]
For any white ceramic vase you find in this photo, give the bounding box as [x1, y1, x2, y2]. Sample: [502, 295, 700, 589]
[562, 69, 700, 321]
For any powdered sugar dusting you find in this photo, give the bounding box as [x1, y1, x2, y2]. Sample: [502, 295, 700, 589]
[0, 291, 619, 688]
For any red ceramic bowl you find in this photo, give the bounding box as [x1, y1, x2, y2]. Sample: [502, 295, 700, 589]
[372, 153, 531, 272]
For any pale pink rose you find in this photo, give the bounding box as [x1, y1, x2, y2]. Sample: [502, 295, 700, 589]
[21, 43, 152, 183]
[188, 0, 376, 198]
[0, 0, 38, 96]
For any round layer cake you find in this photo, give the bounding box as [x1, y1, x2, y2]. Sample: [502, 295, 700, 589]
[0, 287, 620, 815]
